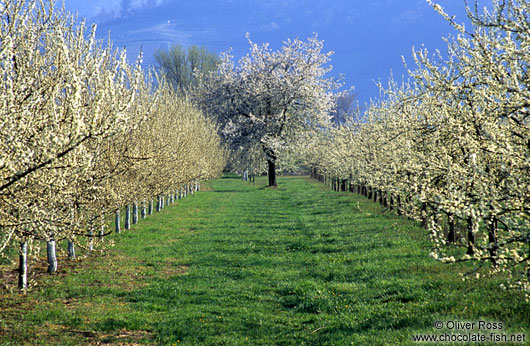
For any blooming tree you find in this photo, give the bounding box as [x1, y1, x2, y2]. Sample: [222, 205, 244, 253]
[201, 34, 340, 186]
[305, 0, 530, 297]
[0, 0, 226, 290]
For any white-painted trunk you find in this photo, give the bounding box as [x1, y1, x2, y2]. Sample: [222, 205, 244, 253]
[115, 209, 121, 234]
[132, 203, 138, 225]
[18, 241, 27, 290]
[125, 204, 131, 230]
[68, 240, 76, 260]
[149, 199, 153, 215]
[99, 224, 105, 241]
[141, 202, 146, 219]
[89, 231, 94, 251]
[47, 237, 57, 273]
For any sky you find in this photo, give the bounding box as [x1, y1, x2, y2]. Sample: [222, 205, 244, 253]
[62, 0, 483, 106]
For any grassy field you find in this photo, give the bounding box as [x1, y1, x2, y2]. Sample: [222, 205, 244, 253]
[0, 175, 529, 345]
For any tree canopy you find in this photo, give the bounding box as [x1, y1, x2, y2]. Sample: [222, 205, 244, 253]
[154, 44, 219, 94]
[201, 33, 341, 186]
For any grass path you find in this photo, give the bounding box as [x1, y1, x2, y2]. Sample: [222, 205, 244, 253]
[0, 176, 529, 345]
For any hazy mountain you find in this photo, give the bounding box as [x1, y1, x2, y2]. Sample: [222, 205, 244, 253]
[83, 0, 471, 105]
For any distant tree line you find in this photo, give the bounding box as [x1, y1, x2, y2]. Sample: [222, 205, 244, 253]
[154, 44, 219, 93]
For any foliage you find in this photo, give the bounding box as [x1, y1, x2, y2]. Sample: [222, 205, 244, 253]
[306, 0, 530, 296]
[0, 0, 226, 287]
[200, 34, 341, 185]
[154, 44, 219, 94]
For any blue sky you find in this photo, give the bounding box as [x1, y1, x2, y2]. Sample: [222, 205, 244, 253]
[63, 0, 481, 106]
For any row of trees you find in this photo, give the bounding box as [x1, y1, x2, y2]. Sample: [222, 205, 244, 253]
[307, 0, 530, 295]
[0, 0, 226, 290]
[150, 0, 528, 297]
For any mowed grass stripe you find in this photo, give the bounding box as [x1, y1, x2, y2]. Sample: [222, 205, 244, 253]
[0, 175, 528, 345]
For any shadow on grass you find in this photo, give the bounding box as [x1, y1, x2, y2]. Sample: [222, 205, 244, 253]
[220, 174, 242, 180]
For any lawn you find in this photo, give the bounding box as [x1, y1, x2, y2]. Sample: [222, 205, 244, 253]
[0, 175, 528, 345]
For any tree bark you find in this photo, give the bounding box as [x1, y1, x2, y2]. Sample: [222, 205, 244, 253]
[68, 240, 76, 260]
[132, 203, 138, 225]
[115, 209, 121, 234]
[489, 216, 498, 265]
[18, 241, 27, 290]
[447, 213, 455, 243]
[466, 216, 475, 256]
[125, 204, 131, 230]
[47, 235, 57, 273]
[421, 203, 427, 228]
[89, 231, 94, 251]
[141, 202, 147, 219]
[267, 159, 277, 187]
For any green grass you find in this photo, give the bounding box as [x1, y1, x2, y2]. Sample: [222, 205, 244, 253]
[0, 175, 529, 345]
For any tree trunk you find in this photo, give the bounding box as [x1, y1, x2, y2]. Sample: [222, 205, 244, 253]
[421, 203, 427, 228]
[466, 216, 475, 256]
[47, 235, 57, 273]
[132, 203, 138, 225]
[141, 202, 147, 219]
[18, 241, 28, 290]
[149, 200, 153, 215]
[68, 240, 76, 260]
[447, 213, 455, 243]
[115, 209, 121, 233]
[89, 231, 94, 251]
[489, 216, 498, 265]
[99, 224, 105, 242]
[125, 204, 131, 230]
[267, 159, 277, 187]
